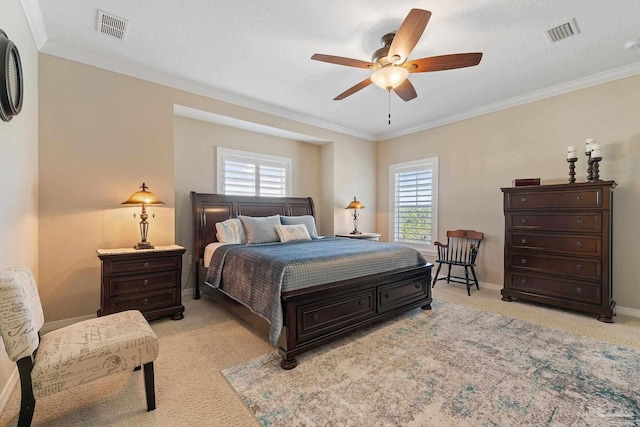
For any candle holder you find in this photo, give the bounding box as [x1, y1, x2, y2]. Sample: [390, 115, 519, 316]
[589, 156, 602, 182]
[567, 157, 577, 183]
[585, 151, 593, 182]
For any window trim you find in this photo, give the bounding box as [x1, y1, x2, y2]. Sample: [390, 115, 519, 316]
[217, 147, 292, 197]
[388, 157, 439, 254]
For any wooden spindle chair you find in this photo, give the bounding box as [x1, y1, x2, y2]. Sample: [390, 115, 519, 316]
[432, 230, 484, 296]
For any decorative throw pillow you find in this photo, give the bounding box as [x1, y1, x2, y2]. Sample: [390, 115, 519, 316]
[275, 224, 311, 243]
[280, 215, 319, 239]
[239, 215, 281, 244]
[215, 218, 246, 244]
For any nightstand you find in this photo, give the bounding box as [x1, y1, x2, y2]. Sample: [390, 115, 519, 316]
[335, 233, 381, 242]
[97, 245, 186, 321]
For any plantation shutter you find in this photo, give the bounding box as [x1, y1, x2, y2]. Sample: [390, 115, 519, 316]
[219, 150, 290, 197]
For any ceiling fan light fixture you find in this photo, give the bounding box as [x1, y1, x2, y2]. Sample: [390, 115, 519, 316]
[370, 65, 409, 90]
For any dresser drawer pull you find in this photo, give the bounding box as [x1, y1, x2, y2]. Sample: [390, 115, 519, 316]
[576, 241, 584, 247]
[576, 264, 584, 271]
[520, 197, 527, 203]
[521, 238, 527, 244]
[143, 262, 150, 268]
[384, 293, 390, 298]
[520, 278, 527, 285]
[143, 298, 149, 305]
[358, 299, 365, 306]
[576, 195, 584, 201]
[520, 218, 528, 225]
[312, 313, 319, 321]
[576, 287, 583, 294]
[576, 219, 584, 225]
[521, 258, 527, 264]
[415, 284, 421, 289]
[142, 279, 149, 286]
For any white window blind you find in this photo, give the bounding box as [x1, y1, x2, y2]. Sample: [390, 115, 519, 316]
[217, 148, 291, 197]
[389, 158, 438, 249]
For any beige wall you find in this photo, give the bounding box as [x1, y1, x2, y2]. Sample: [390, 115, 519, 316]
[377, 74, 640, 310]
[0, 0, 39, 406]
[38, 54, 375, 322]
[173, 116, 323, 288]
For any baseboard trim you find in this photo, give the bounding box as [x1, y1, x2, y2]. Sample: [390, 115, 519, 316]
[0, 366, 19, 415]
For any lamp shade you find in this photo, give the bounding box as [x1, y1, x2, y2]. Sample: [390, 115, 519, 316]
[370, 65, 409, 90]
[345, 197, 364, 210]
[122, 183, 164, 206]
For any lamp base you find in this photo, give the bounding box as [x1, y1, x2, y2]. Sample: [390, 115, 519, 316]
[349, 231, 362, 235]
[134, 241, 154, 250]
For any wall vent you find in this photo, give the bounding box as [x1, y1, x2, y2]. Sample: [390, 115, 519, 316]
[547, 20, 579, 43]
[97, 10, 129, 40]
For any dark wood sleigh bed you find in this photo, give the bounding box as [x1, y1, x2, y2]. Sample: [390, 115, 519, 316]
[191, 192, 433, 369]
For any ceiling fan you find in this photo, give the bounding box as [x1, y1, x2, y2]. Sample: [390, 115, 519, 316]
[311, 9, 483, 102]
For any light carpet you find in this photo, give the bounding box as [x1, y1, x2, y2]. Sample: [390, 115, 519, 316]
[223, 300, 640, 427]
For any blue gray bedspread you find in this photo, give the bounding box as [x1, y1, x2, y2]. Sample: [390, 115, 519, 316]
[205, 237, 426, 344]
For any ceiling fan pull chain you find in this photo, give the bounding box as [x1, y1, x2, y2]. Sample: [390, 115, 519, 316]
[388, 89, 391, 125]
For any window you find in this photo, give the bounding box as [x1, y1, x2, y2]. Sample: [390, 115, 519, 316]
[389, 157, 438, 251]
[217, 148, 292, 197]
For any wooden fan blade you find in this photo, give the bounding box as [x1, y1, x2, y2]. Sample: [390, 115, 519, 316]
[387, 9, 431, 64]
[406, 53, 483, 73]
[393, 79, 417, 102]
[334, 78, 373, 100]
[311, 54, 374, 69]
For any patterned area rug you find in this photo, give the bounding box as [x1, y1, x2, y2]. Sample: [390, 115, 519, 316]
[223, 301, 640, 426]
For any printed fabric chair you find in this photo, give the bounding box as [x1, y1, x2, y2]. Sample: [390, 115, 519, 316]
[431, 230, 484, 296]
[0, 267, 159, 427]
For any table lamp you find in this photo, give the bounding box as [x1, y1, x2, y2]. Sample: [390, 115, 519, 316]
[122, 182, 164, 249]
[345, 196, 365, 235]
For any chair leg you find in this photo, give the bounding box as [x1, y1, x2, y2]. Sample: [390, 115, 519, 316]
[446, 264, 452, 283]
[16, 357, 36, 427]
[464, 266, 471, 296]
[470, 266, 480, 291]
[431, 263, 443, 288]
[143, 362, 156, 411]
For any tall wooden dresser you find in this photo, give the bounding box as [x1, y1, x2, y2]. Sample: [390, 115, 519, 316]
[500, 181, 615, 322]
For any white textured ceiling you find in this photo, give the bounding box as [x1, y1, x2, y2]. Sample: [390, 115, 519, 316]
[24, 0, 640, 141]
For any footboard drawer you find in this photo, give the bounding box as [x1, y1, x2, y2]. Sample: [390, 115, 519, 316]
[296, 290, 375, 342]
[378, 277, 429, 312]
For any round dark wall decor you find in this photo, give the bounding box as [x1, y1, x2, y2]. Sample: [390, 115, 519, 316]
[0, 30, 24, 122]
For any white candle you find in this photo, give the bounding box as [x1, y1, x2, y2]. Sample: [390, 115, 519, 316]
[567, 146, 577, 159]
[591, 143, 602, 158]
[585, 138, 594, 153]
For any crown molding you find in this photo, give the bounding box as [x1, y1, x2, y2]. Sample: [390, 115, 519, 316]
[376, 61, 640, 141]
[20, 0, 47, 49]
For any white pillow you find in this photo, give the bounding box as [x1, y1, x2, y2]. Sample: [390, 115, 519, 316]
[275, 224, 311, 242]
[215, 218, 246, 244]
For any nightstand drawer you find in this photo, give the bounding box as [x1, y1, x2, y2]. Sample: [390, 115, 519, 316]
[112, 290, 176, 313]
[108, 256, 179, 274]
[110, 272, 177, 296]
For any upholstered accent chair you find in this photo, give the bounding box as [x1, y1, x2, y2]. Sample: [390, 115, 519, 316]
[0, 267, 159, 427]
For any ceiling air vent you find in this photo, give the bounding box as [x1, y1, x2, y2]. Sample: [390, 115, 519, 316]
[97, 10, 129, 40]
[546, 20, 579, 43]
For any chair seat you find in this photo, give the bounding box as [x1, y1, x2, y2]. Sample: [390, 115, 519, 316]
[31, 310, 158, 399]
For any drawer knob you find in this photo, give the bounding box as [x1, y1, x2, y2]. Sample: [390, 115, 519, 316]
[521, 258, 527, 264]
[520, 197, 527, 203]
[358, 299, 365, 306]
[521, 238, 527, 244]
[576, 264, 584, 271]
[576, 287, 583, 294]
[143, 298, 149, 305]
[142, 279, 149, 286]
[576, 219, 584, 225]
[576, 241, 584, 247]
[143, 262, 150, 268]
[520, 278, 527, 285]
[384, 293, 390, 298]
[520, 218, 528, 225]
[414, 284, 421, 289]
[312, 313, 319, 321]
[576, 195, 584, 201]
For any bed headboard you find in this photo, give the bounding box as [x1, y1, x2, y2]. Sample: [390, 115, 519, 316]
[190, 192, 316, 262]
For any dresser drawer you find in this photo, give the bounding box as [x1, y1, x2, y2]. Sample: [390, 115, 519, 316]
[108, 256, 179, 274]
[297, 290, 375, 342]
[507, 188, 602, 209]
[511, 253, 601, 280]
[510, 233, 602, 256]
[109, 271, 177, 296]
[509, 273, 601, 304]
[378, 277, 428, 312]
[508, 212, 601, 232]
[111, 289, 176, 313]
